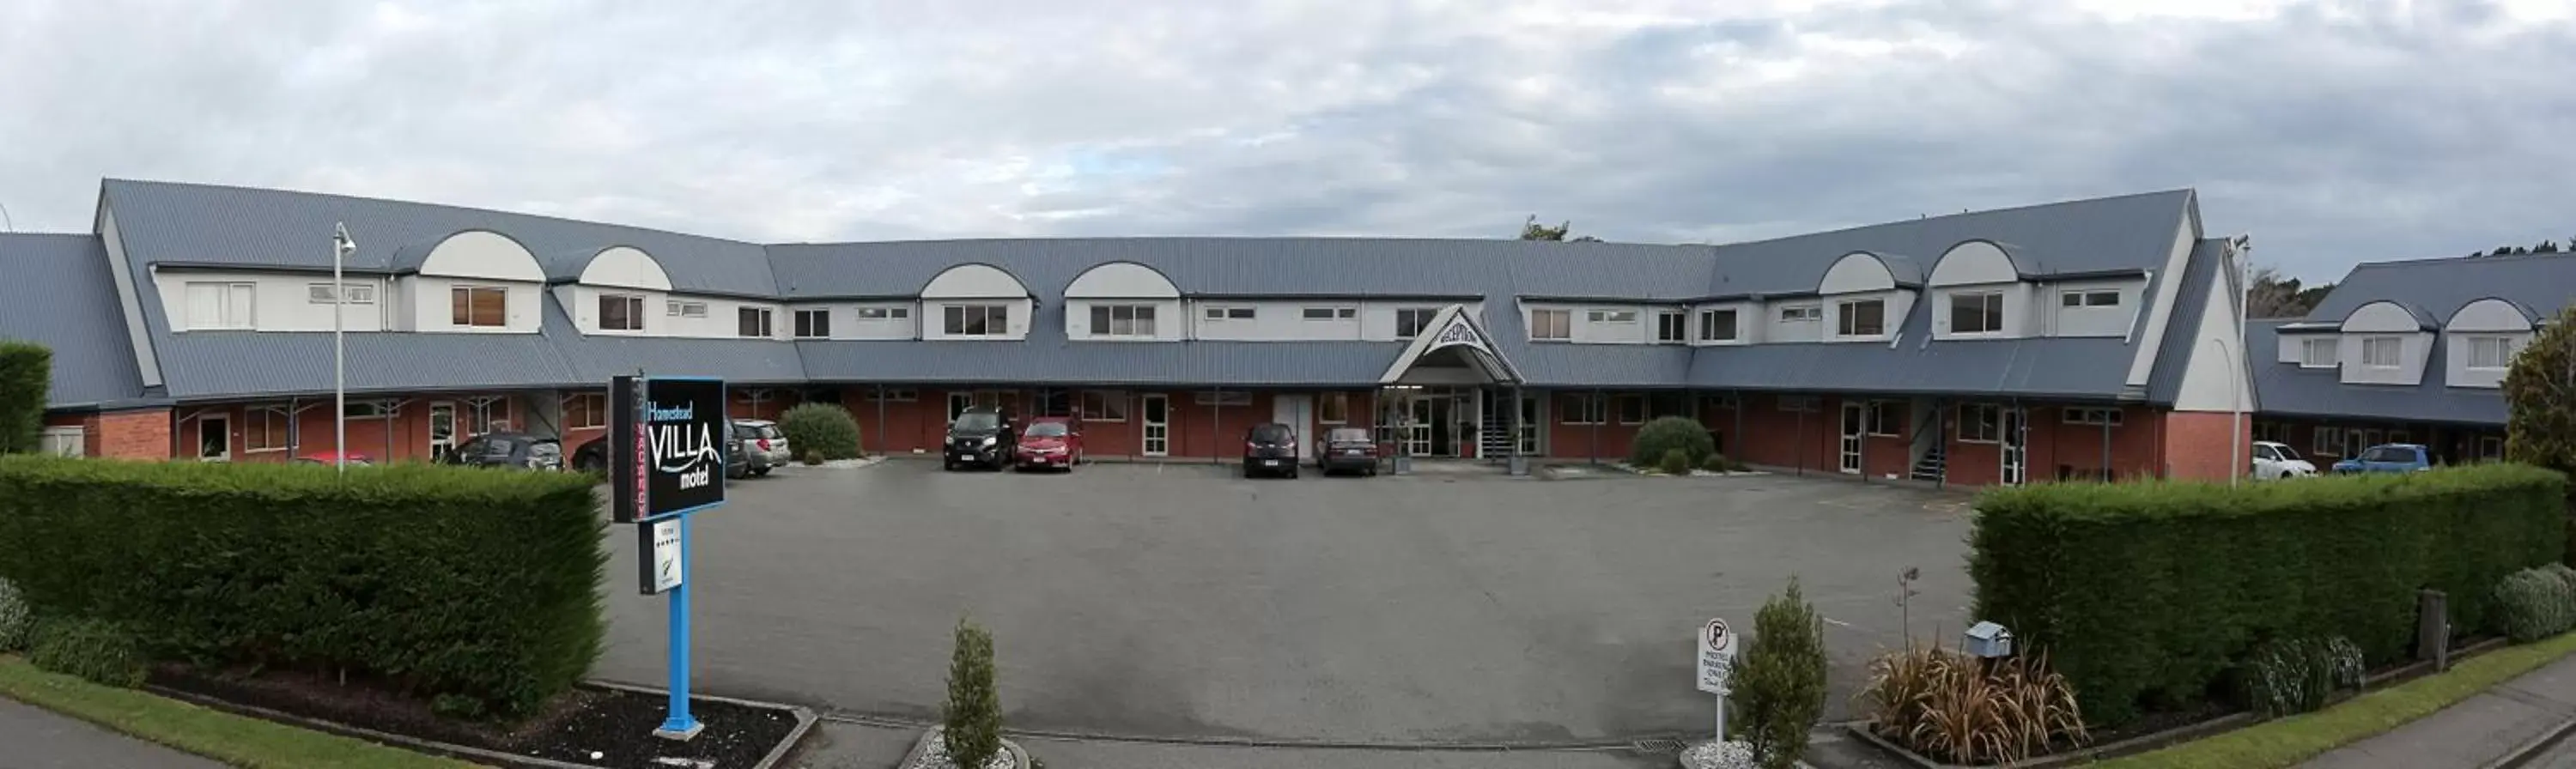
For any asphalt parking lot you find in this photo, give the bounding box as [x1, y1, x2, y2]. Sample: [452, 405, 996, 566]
[596, 458, 1975, 745]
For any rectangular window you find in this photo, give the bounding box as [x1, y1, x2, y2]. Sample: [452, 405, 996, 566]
[1777, 395, 1817, 413]
[944, 305, 1010, 336]
[1078, 391, 1128, 421]
[450, 285, 507, 328]
[1301, 306, 1356, 320]
[1394, 308, 1439, 338]
[2300, 337, 2337, 367]
[185, 282, 257, 330]
[1958, 404, 2002, 443]
[1529, 309, 1571, 340]
[794, 309, 832, 338]
[307, 282, 374, 304]
[1950, 291, 2004, 334]
[738, 307, 773, 337]
[1698, 309, 1739, 342]
[1089, 304, 1159, 337]
[1703, 394, 1740, 410]
[1202, 306, 1256, 321]
[1559, 393, 1607, 425]
[2315, 427, 2344, 457]
[244, 408, 288, 452]
[667, 300, 708, 318]
[1614, 395, 1647, 425]
[2480, 435, 2505, 460]
[1837, 299, 1886, 336]
[1867, 401, 1904, 437]
[563, 393, 607, 429]
[856, 306, 909, 320]
[599, 294, 646, 331]
[343, 401, 391, 419]
[2064, 407, 2123, 427]
[864, 387, 918, 403]
[1194, 391, 1251, 406]
[1586, 309, 1638, 324]
[2362, 336, 2403, 367]
[1778, 305, 1820, 323]
[2468, 336, 2520, 369]
[1318, 392, 1350, 424]
[2061, 290, 2121, 307]
[1656, 311, 1687, 343]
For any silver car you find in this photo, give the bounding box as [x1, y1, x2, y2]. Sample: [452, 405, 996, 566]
[733, 419, 792, 473]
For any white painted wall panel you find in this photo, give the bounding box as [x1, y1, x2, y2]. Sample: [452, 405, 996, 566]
[578, 246, 674, 291]
[2046, 279, 2145, 337]
[1927, 240, 2019, 287]
[97, 205, 163, 386]
[417, 231, 545, 282]
[1190, 300, 1370, 341]
[1820, 252, 1896, 294]
[1064, 262, 1180, 298]
[156, 270, 391, 332]
[921, 263, 1030, 299]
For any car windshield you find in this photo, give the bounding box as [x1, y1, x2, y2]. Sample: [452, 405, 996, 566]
[478, 438, 516, 456]
[747, 423, 781, 439]
[1027, 422, 1069, 437]
[1249, 425, 1292, 444]
[954, 412, 1001, 430]
[1327, 428, 1372, 443]
[2365, 446, 2413, 463]
[2271, 445, 2300, 461]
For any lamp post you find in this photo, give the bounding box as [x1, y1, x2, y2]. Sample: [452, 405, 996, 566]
[331, 223, 356, 472]
[2227, 234, 2253, 487]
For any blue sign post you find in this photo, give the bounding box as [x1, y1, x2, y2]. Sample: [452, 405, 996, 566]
[613, 374, 727, 741]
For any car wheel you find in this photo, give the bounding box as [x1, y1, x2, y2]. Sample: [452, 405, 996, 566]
[754, 468, 770, 477]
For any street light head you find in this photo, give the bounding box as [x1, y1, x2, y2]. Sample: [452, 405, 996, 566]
[332, 222, 358, 258]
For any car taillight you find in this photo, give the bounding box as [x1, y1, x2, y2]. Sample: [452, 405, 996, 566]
[1245, 441, 1258, 451]
[758, 438, 772, 451]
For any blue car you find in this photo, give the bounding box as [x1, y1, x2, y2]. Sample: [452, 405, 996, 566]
[2331, 444, 2433, 475]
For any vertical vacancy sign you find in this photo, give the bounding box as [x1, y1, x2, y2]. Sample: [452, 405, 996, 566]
[611, 374, 728, 740]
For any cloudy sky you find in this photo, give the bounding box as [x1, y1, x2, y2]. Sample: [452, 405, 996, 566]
[3, 1, 2572, 282]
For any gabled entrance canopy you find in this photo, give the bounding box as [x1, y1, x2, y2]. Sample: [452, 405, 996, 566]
[1377, 304, 1524, 386]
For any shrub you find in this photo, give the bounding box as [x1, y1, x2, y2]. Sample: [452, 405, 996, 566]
[0, 456, 605, 718]
[801, 449, 823, 467]
[945, 617, 1003, 769]
[2243, 637, 2364, 718]
[1700, 453, 1732, 473]
[1862, 640, 2087, 765]
[1630, 416, 1715, 468]
[28, 617, 146, 687]
[780, 403, 863, 461]
[0, 342, 46, 455]
[2504, 306, 2576, 563]
[2493, 567, 2576, 643]
[1970, 463, 2566, 724]
[2545, 562, 2576, 593]
[1660, 448, 1692, 476]
[1729, 580, 1828, 768]
[0, 578, 28, 652]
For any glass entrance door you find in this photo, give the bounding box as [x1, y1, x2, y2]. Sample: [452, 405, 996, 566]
[1838, 402, 1865, 474]
[428, 403, 456, 463]
[2002, 408, 2027, 485]
[1140, 394, 1170, 457]
[1404, 395, 1436, 457]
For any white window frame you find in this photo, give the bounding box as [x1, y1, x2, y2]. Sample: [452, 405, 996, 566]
[2315, 427, 2344, 457]
[667, 300, 708, 318]
[2061, 289, 2121, 308]
[1950, 290, 2004, 335]
[599, 293, 647, 331]
[1957, 403, 2001, 443]
[450, 285, 507, 328]
[1318, 392, 1350, 424]
[1836, 298, 1887, 337]
[563, 392, 608, 429]
[1394, 308, 1440, 338]
[1703, 393, 1740, 410]
[943, 304, 1011, 336]
[2480, 434, 2505, 459]
[2361, 336, 2403, 368]
[307, 282, 374, 305]
[1301, 306, 1357, 320]
[1559, 393, 1607, 425]
[343, 401, 393, 420]
[1656, 310, 1687, 343]
[1078, 391, 1127, 421]
[1698, 308, 1739, 342]
[1090, 304, 1159, 338]
[1614, 395, 1647, 425]
[2300, 337, 2337, 368]
[856, 306, 909, 320]
[738, 306, 774, 338]
[185, 282, 258, 330]
[793, 309, 832, 338]
[1586, 309, 1638, 324]
[1777, 395, 1818, 413]
[2467, 336, 2519, 370]
[1778, 305, 1821, 323]
[243, 406, 289, 453]
[1201, 306, 1256, 322]
[1866, 401, 1904, 437]
[1529, 308, 1572, 341]
[1193, 391, 1252, 406]
[865, 387, 919, 403]
[2063, 407, 2123, 427]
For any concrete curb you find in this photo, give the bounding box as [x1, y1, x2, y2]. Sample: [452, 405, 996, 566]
[143, 681, 816, 769]
[900, 726, 1034, 768]
[1839, 712, 2255, 769]
[584, 679, 818, 769]
[2481, 716, 2576, 769]
[819, 710, 1686, 752]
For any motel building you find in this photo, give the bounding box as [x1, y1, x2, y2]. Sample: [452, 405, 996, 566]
[0, 179, 2320, 487]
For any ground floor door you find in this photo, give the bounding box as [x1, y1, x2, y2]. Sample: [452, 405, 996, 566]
[1140, 394, 1170, 457]
[1403, 395, 1437, 457]
[197, 414, 229, 462]
[1518, 393, 1542, 455]
[2002, 408, 2027, 486]
[1273, 394, 1315, 459]
[1838, 402, 1864, 474]
[428, 402, 456, 463]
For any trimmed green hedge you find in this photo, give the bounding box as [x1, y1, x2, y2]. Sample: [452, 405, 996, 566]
[0, 456, 606, 718]
[1970, 463, 2566, 725]
[1630, 415, 1714, 468]
[780, 403, 863, 460]
[0, 342, 47, 455]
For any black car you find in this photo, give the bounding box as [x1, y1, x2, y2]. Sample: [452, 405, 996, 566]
[571, 436, 610, 474]
[944, 407, 1017, 470]
[1315, 427, 1380, 476]
[1242, 422, 1299, 479]
[441, 432, 565, 471]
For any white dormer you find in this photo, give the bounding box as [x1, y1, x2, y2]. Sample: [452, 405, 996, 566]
[2444, 298, 2537, 389]
[2338, 300, 2433, 385]
[1689, 300, 1759, 346]
[1926, 240, 2030, 340]
[920, 263, 1030, 341]
[157, 269, 391, 333]
[1065, 262, 1182, 342]
[1818, 251, 1915, 342]
[568, 245, 670, 336]
[398, 230, 545, 334]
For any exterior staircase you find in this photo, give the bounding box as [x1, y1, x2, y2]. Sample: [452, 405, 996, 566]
[1910, 442, 1947, 482]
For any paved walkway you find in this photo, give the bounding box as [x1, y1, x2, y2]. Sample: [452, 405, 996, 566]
[2302, 653, 2576, 768]
[788, 720, 1668, 769]
[0, 695, 223, 769]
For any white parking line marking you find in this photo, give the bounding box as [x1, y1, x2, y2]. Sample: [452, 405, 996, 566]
[1822, 617, 1854, 628]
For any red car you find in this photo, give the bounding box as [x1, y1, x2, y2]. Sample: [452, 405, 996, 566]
[1013, 417, 1084, 472]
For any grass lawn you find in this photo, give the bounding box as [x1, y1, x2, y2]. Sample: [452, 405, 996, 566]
[0, 656, 475, 769]
[2099, 631, 2576, 769]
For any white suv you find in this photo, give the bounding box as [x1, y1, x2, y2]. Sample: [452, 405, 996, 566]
[2252, 440, 2317, 480]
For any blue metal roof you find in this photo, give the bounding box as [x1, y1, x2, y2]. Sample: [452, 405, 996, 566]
[0, 233, 148, 408]
[2247, 320, 2506, 426]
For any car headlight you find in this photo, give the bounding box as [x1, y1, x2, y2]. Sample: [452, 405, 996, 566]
[979, 435, 997, 447]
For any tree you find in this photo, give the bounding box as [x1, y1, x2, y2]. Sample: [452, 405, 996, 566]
[1518, 215, 1602, 243]
[2245, 267, 2332, 319]
[944, 617, 1004, 769]
[0, 342, 48, 455]
[1728, 580, 1829, 769]
[2504, 306, 2576, 563]
[2538, 240, 2562, 254]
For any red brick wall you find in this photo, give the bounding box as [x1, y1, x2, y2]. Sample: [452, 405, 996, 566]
[1728, 395, 1839, 472]
[2161, 410, 2250, 482]
[2024, 404, 2161, 482]
[95, 408, 172, 460]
